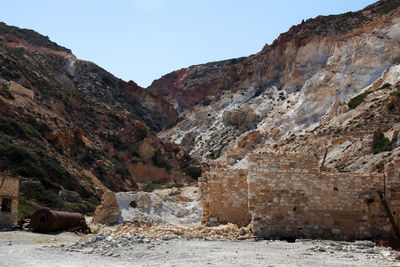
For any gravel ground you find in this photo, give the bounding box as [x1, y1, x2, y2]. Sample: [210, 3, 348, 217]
[1, 230, 400, 266]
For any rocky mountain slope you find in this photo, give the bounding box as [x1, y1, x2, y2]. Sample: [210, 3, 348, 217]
[152, 0, 400, 173]
[3, 0, 400, 219]
[0, 22, 198, 218]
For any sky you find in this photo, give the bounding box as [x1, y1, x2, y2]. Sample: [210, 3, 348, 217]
[0, 0, 376, 87]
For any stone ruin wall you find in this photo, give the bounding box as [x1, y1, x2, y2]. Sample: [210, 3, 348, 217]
[199, 153, 400, 240]
[0, 175, 20, 229]
[199, 169, 251, 226]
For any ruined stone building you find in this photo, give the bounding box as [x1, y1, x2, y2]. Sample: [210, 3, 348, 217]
[199, 153, 400, 240]
[0, 175, 20, 229]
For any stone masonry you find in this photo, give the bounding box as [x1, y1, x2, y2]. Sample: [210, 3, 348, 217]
[199, 169, 251, 226]
[0, 175, 20, 229]
[199, 153, 400, 240]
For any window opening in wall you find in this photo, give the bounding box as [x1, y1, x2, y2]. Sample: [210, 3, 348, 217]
[1, 198, 12, 212]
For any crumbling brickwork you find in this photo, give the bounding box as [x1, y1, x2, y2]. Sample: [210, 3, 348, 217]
[200, 153, 400, 240]
[0, 175, 20, 229]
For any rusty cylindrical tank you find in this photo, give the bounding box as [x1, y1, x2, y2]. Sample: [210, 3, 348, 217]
[31, 208, 89, 233]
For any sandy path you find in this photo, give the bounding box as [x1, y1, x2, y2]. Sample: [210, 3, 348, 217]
[1, 230, 400, 266]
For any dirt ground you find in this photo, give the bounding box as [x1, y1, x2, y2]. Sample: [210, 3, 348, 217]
[1, 230, 400, 267]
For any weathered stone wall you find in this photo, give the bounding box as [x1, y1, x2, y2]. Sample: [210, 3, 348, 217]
[247, 153, 400, 240]
[200, 153, 400, 240]
[0, 175, 20, 229]
[199, 169, 251, 226]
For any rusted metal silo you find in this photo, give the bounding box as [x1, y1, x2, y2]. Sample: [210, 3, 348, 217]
[31, 208, 90, 233]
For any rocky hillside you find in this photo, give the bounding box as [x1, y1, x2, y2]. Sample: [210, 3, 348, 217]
[0, 22, 199, 218]
[152, 0, 400, 173]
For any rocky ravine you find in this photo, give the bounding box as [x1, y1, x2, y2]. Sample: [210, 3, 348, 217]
[153, 0, 400, 173]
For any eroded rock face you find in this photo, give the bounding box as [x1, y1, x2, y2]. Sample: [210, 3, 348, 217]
[222, 107, 259, 132]
[154, 2, 400, 171]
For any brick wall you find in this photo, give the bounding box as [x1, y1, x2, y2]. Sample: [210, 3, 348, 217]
[200, 153, 400, 240]
[0, 175, 20, 229]
[199, 169, 251, 226]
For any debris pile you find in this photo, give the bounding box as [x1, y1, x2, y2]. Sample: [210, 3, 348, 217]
[111, 221, 253, 241]
[60, 230, 400, 262]
[60, 222, 253, 257]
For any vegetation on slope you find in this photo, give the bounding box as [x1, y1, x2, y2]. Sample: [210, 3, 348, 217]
[0, 22, 71, 53]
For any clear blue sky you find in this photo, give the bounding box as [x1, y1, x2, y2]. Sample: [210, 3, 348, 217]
[0, 0, 376, 87]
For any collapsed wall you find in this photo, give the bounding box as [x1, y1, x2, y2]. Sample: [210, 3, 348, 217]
[199, 153, 400, 240]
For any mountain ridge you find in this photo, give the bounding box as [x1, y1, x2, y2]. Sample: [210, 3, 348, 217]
[152, 0, 400, 175]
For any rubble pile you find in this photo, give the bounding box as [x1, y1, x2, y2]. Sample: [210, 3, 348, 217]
[111, 221, 253, 241]
[60, 231, 400, 262]
[60, 222, 253, 257]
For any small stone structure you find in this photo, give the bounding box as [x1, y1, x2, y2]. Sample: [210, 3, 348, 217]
[0, 175, 20, 229]
[200, 153, 400, 240]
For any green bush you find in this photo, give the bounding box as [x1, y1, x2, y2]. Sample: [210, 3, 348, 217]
[36, 151, 71, 180]
[201, 96, 212, 106]
[0, 85, 14, 99]
[380, 83, 392, 90]
[1, 145, 63, 189]
[166, 117, 184, 129]
[372, 132, 392, 154]
[11, 161, 46, 178]
[112, 158, 131, 180]
[348, 91, 372, 109]
[20, 183, 63, 209]
[17, 199, 39, 219]
[64, 202, 94, 215]
[376, 0, 400, 14]
[1, 144, 45, 179]
[1, 144, 35, 162]
[142, 182, 163, 192]
[152, 149, 171, 169]
[182, 166, 202, 180]
[94, 166, 106, 180]
[0, 115, 40, 139]
[164, 183, 184, 189]
[25, 114, 51, 135]
[82, 147, 104, 165]
[82, 196, 101, 207]
[135, 127, 148, 142]
[168, 191, 181, 196]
